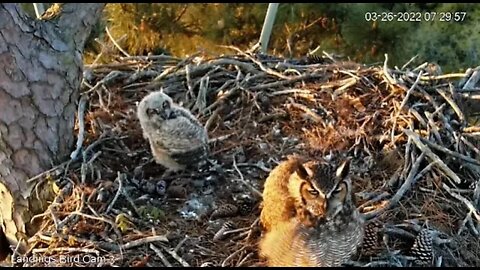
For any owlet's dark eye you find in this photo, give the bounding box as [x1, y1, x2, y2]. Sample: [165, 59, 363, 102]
[162, 100, 170, 109]
[146, 108, 156, 116]
[308, 189, 319, 196]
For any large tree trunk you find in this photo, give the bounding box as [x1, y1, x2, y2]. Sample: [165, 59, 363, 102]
[0, 3, 105, 258]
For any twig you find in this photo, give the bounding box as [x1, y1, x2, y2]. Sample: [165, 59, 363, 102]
[105, 26, 131, 57]
[401, 54, 419, 70]
[174, 236, 189, 254]
[250, 72, 324, 91]
[222, 227, 250, 236]
[383, 54, 397, 85]
[287, 97, 325, 126]
[26, 160, 69, 183]
[121, 235, 169, 250]
[236, 252, 255, 267]
[236, 162, 271, 173]
[383, 226, 417, 239]
[358, 191, 390, 210]
[461, 68, 480, 90]
[268, 88, 312, 96]
[208, 133, 235, 144]
[221, 45, 290, 79]
[232, 157, 263, 198]
[390, 70, 423, 143]
[149, 244, 172, 267]
[409, 108, 428, 128]
[119, 54, 181, 62]
[69, 211, 123, 241]
[194, 74, 210, 112]
[435, 86, 465, 123]
[202, 86, 242, 115]
[364, 153, 425, 220]
[322, 51, 337, 62]
[457, 212, 477, 236]
[401, 137, 413, 180]
[105, 172, 124, 214]
[70, 94, 88, 160]
[420, 73, 467, 81]
[204, 106, 221, 131]
[221, 245, 247, 267]
[363, 260, 403, 267]
[11, 239, 23, 266]
[244, 217, 260, 242]
[155, 58, 259, 83]
[35, 233, 121, 252]
[425, 112, 443, 144]
[161, 245, 190, 267]
[32, 247, 100, 256]
[413, 160, 438, 181]
[442, 183, 480, 223]
[404, 129, 461, 184]
[332, 77, 357, 99]
[419, 137, 480, 167]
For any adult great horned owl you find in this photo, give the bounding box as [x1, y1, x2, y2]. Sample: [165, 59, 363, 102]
[137, 91, 209, 172]
[260, 155, 326, 232]
[259, 157, 365, 266]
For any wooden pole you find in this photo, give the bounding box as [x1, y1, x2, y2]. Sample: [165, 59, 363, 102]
[33, 3, 45, 19]
[259, 3, 279, 54]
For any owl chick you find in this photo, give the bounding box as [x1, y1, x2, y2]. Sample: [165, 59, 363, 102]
[137, 91, 209, 172]
[259, 158, 366, 267]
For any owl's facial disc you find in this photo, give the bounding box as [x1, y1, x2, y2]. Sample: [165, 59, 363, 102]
[145, 99, 173, 120]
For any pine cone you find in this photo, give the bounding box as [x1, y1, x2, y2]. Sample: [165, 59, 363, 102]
[210, 204, 239, 220]
[238, 201, 254, 216]
[306, 54, 325, 64]
[410, 229, 433, 266]
[360, 220, 383, 256]
[213, 221, 235, 241]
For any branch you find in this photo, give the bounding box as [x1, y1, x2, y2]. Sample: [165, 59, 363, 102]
[364, 153, 425, 220]
[442, 183, 480, 224]
[43, 3, 106, 50]
[404, 129, 461, 184]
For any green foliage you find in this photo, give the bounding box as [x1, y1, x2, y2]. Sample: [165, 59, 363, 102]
[20, 3, 36, 17]
[396, 3, 480, 72]
[89, 3, 480, 71]
[103, 3, 269, 57]
[270, 4, 348, 56]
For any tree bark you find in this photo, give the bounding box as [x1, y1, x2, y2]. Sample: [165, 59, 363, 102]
[0, 3, 105, 257]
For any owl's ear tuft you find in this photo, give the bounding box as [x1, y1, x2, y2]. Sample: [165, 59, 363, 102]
[335, 158, 351, 180]
[296, 163, 311, 179]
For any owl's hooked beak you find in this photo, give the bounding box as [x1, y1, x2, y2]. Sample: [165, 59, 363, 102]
[162, 107, 172, 119]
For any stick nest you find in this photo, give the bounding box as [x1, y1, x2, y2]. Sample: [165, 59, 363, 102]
[18, 48, 480, 267]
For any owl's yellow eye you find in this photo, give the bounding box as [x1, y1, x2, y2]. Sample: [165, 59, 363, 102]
[308, 189, 319, 196]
